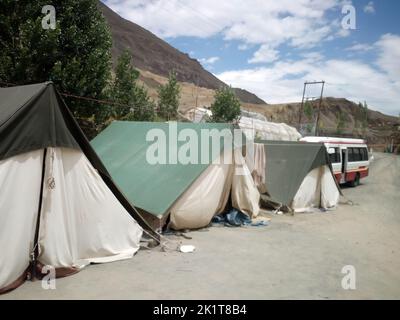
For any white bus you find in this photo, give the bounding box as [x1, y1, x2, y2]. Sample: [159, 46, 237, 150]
[300, 137, 370, 187]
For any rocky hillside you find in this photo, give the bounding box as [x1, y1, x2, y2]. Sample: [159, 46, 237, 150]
[99, 1, 266, 105]
[243, 98, 399, 146]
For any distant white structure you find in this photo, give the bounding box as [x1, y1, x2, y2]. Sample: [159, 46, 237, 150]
[240, 109, 268, 122]
[239, 116, 302, 141]
[192, 107, 212, 123]
[239, 109, 301, 141]
[188, 107, 302, 141]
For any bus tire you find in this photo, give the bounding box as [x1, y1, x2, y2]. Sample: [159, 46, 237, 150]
[349, 173, 360, 187]
[355, 173, 360, 186]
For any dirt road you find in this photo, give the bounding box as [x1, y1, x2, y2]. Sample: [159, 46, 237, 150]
[2, 153, 399, 299]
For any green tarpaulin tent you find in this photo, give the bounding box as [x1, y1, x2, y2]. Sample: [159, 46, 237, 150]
[256, 140, 341, 210]
[92, 121, 260, 230]
[92, 122, 233, 217]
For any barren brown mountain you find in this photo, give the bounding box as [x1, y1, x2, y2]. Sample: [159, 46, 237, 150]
[99, 1, 266, 105]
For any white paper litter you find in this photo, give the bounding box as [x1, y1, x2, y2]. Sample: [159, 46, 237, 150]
[179, 245, 196, 253]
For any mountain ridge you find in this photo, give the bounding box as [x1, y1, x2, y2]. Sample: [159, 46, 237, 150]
[242, 97, 399, 145]
[99, 1, 266, 105]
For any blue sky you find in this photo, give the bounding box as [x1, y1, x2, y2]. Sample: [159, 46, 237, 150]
[104, 0, 400, 115]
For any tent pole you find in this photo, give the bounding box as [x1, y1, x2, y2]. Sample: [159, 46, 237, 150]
[30, 148, 47, 281]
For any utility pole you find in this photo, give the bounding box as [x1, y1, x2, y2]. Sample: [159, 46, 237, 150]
[315, 81, 325, 136]
[195, 74, 199, 109]
[298, 82, 307, 130]
[298, 81, 325, 135]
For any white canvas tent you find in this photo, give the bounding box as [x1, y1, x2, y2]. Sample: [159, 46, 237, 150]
[0, 83, 149, 294]
[291, 165, 340, 212]
[169, 148, 260, 230]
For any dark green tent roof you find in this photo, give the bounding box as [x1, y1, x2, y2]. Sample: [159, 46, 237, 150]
[0, 82, 80, 160]
[258, 140, 332, 206]
[0, 82, 156, 237]
[91, 121, 235, 217]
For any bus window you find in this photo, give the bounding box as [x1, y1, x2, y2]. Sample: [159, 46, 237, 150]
[329, 147, 341, 163]
[361, 148, 369, 161]
[348, 148, 354, 162]
[360, 148, 365, 161]
[353, 148, 360, 161]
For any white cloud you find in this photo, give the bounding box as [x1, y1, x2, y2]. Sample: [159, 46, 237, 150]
[346, 43, 374, 52]
[199, 56, 220, 65]
[104, 0, 344, 49]
[249, 45, 279, 64]
[217, 56, 400, 116]
[375, 34, 400, 81]
[301, 52, 324, 62]
[364, 2, 375, 14]
[238, 44, 251, 51]
[336, 28, 351, 38]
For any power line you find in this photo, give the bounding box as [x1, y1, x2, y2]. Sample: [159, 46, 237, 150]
[60, 92, 135, 109]
[154, 2, 215, 37]
[175, 0, 223, 32]
[0, 80, 157, 110]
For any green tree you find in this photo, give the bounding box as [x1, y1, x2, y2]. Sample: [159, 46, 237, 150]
[107, 50, 155, 123]
[106, 50, 153, 120]
[130, 86, 156, 122]
[210, 86, 241, 123]
[157, 71, 181, 120]
[397, 112, 400, 131]
[111, 50, 140, 119]
[353, 119, 360, 136]
[361, 101, 369, 137]
[318, 119, 325, 135]
[336, 109, 346, 135]
[303, 101, 314, 121]
[0, 0, 112, 131]
[306, 123, 313, 134]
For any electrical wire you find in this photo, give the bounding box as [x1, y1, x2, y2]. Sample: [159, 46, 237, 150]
[175, 0, 224, 32]
[0, 80, 158, 111]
